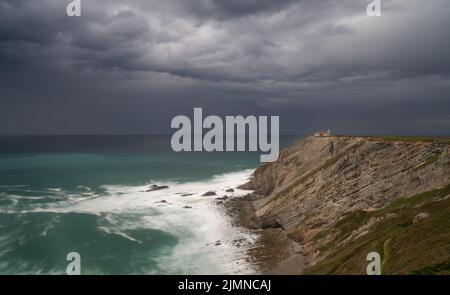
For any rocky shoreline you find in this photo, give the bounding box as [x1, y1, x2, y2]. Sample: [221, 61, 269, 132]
[222, 135, 450, 274]
[223, 193, 305, 274]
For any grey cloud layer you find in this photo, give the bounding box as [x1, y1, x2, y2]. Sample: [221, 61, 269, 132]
[1, 0, 449, 134]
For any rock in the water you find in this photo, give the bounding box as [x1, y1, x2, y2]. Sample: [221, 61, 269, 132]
[216, 196, 229, 200]
[180, 193, 193, 197]
[202, 191, 217, 196]
[183, 206, 192, 209]
[146, 184, 169, 192]
[225, 188, 235, 193]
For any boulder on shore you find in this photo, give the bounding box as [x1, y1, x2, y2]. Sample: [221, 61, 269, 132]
[260, 217, 283, 229]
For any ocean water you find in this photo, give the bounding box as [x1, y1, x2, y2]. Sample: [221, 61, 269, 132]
[0, 135, 299, 275]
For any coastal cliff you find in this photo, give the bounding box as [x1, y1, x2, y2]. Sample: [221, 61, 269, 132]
[238, 136, 450, 274]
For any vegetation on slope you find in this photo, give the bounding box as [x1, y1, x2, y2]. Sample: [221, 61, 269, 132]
[305, 184, 450, 275]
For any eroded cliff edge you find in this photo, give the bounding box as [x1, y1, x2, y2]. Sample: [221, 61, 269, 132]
[239, 136, 450, 274]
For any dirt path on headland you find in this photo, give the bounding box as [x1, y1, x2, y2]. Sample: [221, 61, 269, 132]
[224, 195, 306, 275]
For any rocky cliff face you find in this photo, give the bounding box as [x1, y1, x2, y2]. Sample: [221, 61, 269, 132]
[242, 136, 450, 274]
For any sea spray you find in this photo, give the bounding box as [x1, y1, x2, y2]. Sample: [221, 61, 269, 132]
[0, 169, 258, 274]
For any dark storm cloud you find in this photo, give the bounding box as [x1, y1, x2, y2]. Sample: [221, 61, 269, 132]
[0, 0, 449, 135]
[180, 0, 300, 19]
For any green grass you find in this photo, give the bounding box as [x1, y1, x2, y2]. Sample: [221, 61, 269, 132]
[410, 261, 450, 275]
[380, 238, 391, 275]
[305, 183, 450, 275]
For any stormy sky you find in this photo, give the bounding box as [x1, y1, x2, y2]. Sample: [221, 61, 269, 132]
[1, 0, 449, 135]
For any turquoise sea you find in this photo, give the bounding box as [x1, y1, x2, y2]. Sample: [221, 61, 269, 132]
[0, 135, 298, 274]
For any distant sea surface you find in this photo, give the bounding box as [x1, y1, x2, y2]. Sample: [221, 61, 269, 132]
[0, 135, 300, 274]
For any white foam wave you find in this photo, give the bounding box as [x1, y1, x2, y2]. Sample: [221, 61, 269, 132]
[15, 169, 257, 274]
